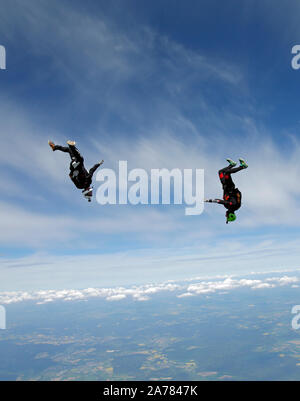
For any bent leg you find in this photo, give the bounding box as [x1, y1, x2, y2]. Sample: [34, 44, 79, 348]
[227, 165, 244, 174]
[218, 164, 244, 180]
[218, 166, 235, 192]
[89, 162, 101, 177]
[218, 163, 243, 174]
[218, 165, 232, 177]
[218, 163, 246, 193]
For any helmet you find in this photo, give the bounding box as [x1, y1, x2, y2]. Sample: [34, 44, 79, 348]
[82, 187, 93, 202]
[227, 212, 236, 222]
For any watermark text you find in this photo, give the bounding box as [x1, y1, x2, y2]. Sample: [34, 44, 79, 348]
[0, 45, 6, 70]
[0, 305, 6, 329]
[96, 161, 204, 215]
[291, 305, 300, 330]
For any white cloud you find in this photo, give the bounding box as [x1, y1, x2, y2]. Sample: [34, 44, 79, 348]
[266, 276, 299, 285]
[0, 282, 182, 304]
[106, 294, 127, 301]
[0, 273, 298, 305]
[178, 275, 298, 298]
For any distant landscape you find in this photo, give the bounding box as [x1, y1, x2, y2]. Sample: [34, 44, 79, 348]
[1, 271, 300, 381]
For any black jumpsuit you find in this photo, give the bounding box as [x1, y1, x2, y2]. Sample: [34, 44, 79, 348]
[53, 144, 101, 190]
[216, 165, 243, 213]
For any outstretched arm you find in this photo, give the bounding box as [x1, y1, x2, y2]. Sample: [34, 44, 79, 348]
[205, 199, 236, 207]
[205, 199, 223, 204]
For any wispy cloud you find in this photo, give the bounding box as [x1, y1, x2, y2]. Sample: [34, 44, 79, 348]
[1, 0, 300, 293]
[2, 94, 300, 294]
[1, 240, 300, 293]
[0, 0, 245, 123]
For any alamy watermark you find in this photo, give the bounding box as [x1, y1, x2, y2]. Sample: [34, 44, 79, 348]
[0, 305, 6, 329]
[291, 305, 300, 330]
[0, 45, 6, 70]
[95, 161, 204, 215]
[291, 45, 300, 70]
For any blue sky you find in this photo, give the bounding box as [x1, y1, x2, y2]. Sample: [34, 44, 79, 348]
[1, 0, 300, 292]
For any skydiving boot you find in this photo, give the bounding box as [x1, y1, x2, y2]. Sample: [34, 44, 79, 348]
[239, 158, 248, 168]
[48, 140, 55, 151]
[82, 187, 93, 202]
[226, 158, 237, 167]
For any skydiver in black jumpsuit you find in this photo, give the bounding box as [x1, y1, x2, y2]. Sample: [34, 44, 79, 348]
[48, 140, 104, 202]
[206, 158, 248, 223]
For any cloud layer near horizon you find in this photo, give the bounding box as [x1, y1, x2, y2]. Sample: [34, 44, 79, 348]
[0, 273, 298, 305]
